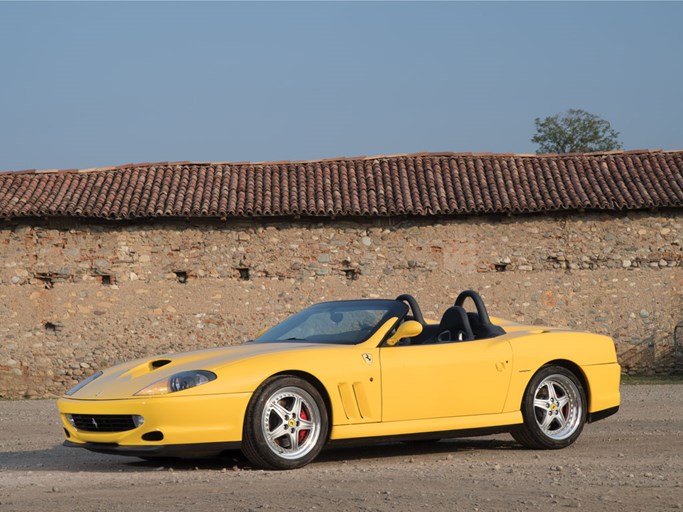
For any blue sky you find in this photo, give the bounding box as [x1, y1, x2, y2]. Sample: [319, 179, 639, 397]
[1, 1, 681, 172]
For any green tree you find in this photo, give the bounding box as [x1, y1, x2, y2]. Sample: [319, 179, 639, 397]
[531, 109, 622, 154]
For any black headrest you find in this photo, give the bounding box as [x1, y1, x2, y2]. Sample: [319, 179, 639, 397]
[439, 306, 474, 342]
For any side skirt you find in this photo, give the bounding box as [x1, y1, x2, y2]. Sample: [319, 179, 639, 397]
[327, 425, 515, 448]
[330, 411, 523, 440]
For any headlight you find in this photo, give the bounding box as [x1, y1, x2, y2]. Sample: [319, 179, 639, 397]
[134, 370, 217, 396]
[65, 371, 103, 396]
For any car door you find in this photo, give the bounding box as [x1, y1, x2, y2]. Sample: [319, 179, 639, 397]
[379, 338, 513, 422]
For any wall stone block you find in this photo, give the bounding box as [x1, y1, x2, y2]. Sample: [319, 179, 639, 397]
[0, 211, 681, 398]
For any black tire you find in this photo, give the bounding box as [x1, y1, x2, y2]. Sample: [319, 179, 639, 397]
[512, 365, 587, 449]
[242, 376, 328, 470]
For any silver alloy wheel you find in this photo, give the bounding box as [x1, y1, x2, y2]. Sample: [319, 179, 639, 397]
[261, 386, 321, 460]
[532, 374, 583, 440]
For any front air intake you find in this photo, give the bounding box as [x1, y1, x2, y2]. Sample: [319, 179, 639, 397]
[67, 414, 143, 432]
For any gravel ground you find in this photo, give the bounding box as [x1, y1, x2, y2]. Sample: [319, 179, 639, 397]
[0, 384, 681, 512]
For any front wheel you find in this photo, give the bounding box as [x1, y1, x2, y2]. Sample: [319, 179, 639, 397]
[512, 365, 587, 449]
[242, 376, 328, 470]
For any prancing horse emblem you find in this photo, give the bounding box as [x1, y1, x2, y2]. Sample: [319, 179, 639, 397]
[362, 353, 373, 365]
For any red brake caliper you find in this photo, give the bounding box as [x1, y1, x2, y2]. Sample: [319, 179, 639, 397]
[298, 405, 309, 444]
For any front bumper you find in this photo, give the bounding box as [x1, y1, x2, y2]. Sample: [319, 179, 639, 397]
[58, 392, 251, 457]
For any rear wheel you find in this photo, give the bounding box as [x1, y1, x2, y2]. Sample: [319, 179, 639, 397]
[512, 365, 586, 449]
[242, 376, 328, 470]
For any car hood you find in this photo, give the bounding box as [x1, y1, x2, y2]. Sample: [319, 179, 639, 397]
[68, 342, 331, 400]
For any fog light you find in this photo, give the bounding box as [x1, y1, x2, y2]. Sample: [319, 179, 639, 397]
[142, 431, 164, 441]
[66, 414, 76, 428]
[132, 415, 145, 428]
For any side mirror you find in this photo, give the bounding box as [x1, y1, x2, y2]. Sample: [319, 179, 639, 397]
[385, 320, 423, 347]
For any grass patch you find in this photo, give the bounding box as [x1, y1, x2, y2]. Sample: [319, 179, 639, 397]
[621, 374, 683, 385]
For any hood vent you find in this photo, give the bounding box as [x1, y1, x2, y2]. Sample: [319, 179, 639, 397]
[150, 359, 172, 370]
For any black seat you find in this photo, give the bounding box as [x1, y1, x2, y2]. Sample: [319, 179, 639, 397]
[466, 312, 506, 339]
[409, 323, 441, 345]
[435, 306, 474, 343]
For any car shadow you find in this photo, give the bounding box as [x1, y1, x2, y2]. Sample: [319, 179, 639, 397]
[0, 435, 519, 473]
[317, 436, 518, 465]
[0, 444, 244, 473]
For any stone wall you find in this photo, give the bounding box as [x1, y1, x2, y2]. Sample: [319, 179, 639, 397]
[1, 211, 681, 398]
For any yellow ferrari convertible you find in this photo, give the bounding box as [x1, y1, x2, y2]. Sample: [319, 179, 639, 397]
[58, 291, 620, 469]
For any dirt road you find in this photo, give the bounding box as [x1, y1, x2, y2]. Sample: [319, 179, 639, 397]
[1, 384, 681, 512]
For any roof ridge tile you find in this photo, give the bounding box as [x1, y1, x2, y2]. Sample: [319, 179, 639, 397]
[0, 150, 681, 219]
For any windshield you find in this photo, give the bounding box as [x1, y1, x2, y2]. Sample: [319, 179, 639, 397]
[253, 300, 408, 345]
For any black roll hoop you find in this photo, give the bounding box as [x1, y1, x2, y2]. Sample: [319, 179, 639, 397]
[454, 290, 493, 326]
[395, 294, 425, 324]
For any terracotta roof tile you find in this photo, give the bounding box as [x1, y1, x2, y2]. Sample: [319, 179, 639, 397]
[0, 150, 682, 220]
